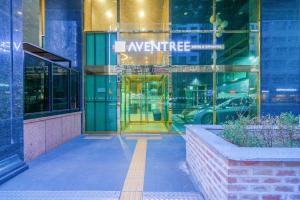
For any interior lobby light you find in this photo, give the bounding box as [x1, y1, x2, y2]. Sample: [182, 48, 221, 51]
[139, 10, 145, 18]
[106, 10, 113, 18]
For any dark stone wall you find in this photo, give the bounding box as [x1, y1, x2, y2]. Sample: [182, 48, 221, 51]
[44, 0, 83, 69]
[261, 0, 300, 116]
[0, 0, 24, 161]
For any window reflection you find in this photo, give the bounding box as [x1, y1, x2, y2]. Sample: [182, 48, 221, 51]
[216, 72, 258, 123]
[171, 33, 213, 65]
[216, 0, 259, 30]
[172, 0, 212, 30]
[217, 32, 259, 66]
[172, 73, 213, 131]
[24, 54, 49, 113]
[53, 65, 69, 110]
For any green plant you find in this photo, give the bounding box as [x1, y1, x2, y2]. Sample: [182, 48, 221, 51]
[222, 113, 300, 148]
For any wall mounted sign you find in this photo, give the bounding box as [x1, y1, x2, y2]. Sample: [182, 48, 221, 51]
[114, 41, 224, 53]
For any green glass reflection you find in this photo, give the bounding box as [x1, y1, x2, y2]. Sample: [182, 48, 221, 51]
[121, 75, 169, 132]
[216, 0, 259, 30]
[171, 0, 212, 30]
[217, 32, 259, 66]
[172, 73, 213, 132]
[216, 72, 258, 124]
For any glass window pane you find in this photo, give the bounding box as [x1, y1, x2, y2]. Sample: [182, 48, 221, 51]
[216, 72, 258, 124]
[53, 65, 69, 110]
[216, 32, 259, 66]
[84, 0, 117, 31]
[24, 54, 50, 113]
[120, 0, 169, 31]
[171, 33, 213, 65]
[216, 0, 259, 30]
[119, 33, 169, 65]
[71, 71, 80, 109]
[172, 73, 213, 132]
[172, 0, 212, 30]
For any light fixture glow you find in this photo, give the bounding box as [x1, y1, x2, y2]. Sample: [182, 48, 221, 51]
[106, 10, 113, 18]
[139, 10, 145, 18]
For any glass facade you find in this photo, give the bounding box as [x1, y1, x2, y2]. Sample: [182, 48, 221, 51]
[24, 53, 80, 118]
[84, 0, 261, 133]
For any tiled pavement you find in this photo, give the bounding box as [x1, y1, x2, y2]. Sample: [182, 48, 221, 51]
[0, 134, 204, 200]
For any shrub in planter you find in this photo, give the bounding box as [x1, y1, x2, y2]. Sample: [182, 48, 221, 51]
[222, 113, 300, 147]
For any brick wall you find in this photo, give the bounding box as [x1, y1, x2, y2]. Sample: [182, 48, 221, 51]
[186, 126, 300, 200]
[24, 112, 82, 161]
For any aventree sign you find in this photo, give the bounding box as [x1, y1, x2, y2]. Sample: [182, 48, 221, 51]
[114, 41, 224, 53]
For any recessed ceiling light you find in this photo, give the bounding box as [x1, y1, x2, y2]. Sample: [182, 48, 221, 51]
[139, 10, 145, 18]
[106, 10, 113, 18]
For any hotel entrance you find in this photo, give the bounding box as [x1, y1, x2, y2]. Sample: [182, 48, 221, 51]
[121, 74, 169, 133]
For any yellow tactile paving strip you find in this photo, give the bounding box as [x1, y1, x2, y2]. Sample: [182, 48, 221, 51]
[120, 136, 161, 200]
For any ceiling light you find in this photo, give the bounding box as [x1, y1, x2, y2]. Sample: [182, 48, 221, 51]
[139, 10, 145, 18]
[106, 10, 113, 18]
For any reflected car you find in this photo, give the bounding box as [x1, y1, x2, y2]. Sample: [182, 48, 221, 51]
[183, 97, 256, 124]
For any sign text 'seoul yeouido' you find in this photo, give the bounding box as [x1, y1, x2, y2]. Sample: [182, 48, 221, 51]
[114, 41, 224, 53]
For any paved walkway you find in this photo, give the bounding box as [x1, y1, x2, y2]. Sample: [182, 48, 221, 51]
[0, 134, 203, 200]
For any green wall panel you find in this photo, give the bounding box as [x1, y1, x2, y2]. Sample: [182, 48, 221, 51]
[85, 75, 118, 132]
[86, 33, 117, 66]
[95, 34, 106, 65]
[85, 75, 95, 100]
[86, 102, 95, 131]
[107, 102, 117, 131]
[95, 102, 106, 131]
[86, 33, 95, 66]
[95, 75, 106, 101]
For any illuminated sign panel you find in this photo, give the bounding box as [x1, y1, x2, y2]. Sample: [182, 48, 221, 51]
[114, 41, 224, 53]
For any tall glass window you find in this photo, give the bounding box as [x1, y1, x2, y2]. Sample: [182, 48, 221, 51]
[53, 65, 69, 110]
[24, 54, 50, 113]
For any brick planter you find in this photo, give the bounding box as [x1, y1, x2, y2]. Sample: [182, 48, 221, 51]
[186, 125, 300, 200]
